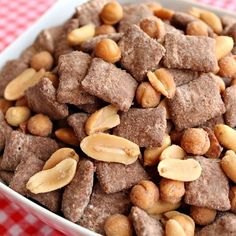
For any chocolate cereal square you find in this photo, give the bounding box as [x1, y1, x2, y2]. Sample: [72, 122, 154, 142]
[113, 107, 166, 148]
[131, 207, 164, 236]
[1, 131, 59, 171]
[163, 33, 218, 72]
[0, 171, 13, 185]
[79, 183, 131, 234]
[82, 58, 138, 111]
[25, 78, 69, 120]
[57, 51, 97, 105]
[67, 113, 88, 142]
[200, 115, 225, 129]
[168, 74, 226, 130]
[185, 156, 230, 211]
[197, 213, 236, 236]
[96, 160, 149, 194]
[0, 111, 12, 152]
[62, 159, 95, 222]
[223, 85, 236, 127]
[170, 12, 196, 29]
[119, 25, 166, 82]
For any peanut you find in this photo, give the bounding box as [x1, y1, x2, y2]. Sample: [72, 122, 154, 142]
[215, 36, 234, 61]
[95, 38, 121, 63]
[147, 69, 176, 99]
[186, 21, 208, 36]
[104, 214, 133, 236]
[229, 186, 236, 213]
[190, 206, 216, 225]
[165, 219, 186, 236]
[100, 2, 123, 25]
[218, 56, 236, 78]
[140, 17, 165, 39]
[221, 150, 236, 183]
[181, 128, 210, 155]
[144, 134, 171, 166]
[26, 158, 77, 194]
[80, 133, 140, 165]
[154, 8, 174, 20]
[27, 114, 53, 137]
[171, 215, 194, 236]
[158, 98, 171, 119]
[95, 25, 116, 36]
[55, 128, 79, 146]
[67, 23, 95, 46]
[214, 124, 236, 152]
[158, 158, 202, 182]
[136, 82, 161, 108]
[43, 148, 79, 170]
[159, 178, 185, 204]
[159, 145, 186, 161]
[5, 106, 31, 127]
[85, 105, 120, 135]
[130, 180, 159, 210]
[0, 99, 13, 114]
[200, 11, 223, 34]
[30, 51, 53, 71]
[188, 7, 204, 18]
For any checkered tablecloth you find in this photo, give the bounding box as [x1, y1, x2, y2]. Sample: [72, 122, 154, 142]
[0, 0, 236, 235]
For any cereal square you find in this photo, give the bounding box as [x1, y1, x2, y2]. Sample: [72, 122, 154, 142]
[81, 58, 138, 111]
[79, 184, 131, 234]
[131, 207, 164, 236]
[25, 78, 69, 120]
[96, 160, 149, 194]
[163, 33, 218, 72]
[168, 74, 226, 130]
[223, 85, 236, 127]
[119, 25, 166, 82]
[185, 156, 230, 211]
[0, 111, 12, 152]
[57, 51, 97, 105]
[62, 159, 95, 222]
[113, 107, 166, 148]
[170, 12, 196, 29]
[1, 131, 59, 171]
[0, 171, 13, 185]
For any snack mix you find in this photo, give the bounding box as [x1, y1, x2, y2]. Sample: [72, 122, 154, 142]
[1, 0, 236, 235]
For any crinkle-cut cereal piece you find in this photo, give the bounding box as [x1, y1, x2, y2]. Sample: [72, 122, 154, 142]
[113, 107, 166, 148]
[35, 26, 64, 53]
[118, 3, 153, 33]
[1, 131, 59, 171]
[170, 12, 196, 29]
[164, 23, 184, 35]
[25, 78, 69, 120]
[77, 100, 104, 114]
[54, 34, 73, 61]
[80, 33, 123, 52]
[223, 85, 236, 127]
[0, 60, 28, 97]
[67, 113, 89, 142]
[63, 18, 80, 33]
[200, 115, 225, 130]
[165, 69, 199, 87]
[221, 15, 236, 27]
[81, 58, 138, 111]
[130, 207, 164, 236]
[9, 154, 61, 212]
[168, 74, 225, 130]
[197, 213, 236, 236]
[20, 45, 38, 64]
[76, 0, 110, 26]
[57, 51, 97, 106]
[0, 171, 13, 185]
[163, 33, 218, 72]
[0, 111, 12, 152]
[119, 25, 165, 82]
[227, 23, 236, 43]
[96, 160, 149, 194]
[78, 183, 131, 234]
[185, 156, 230, 211]
[62, 159, 95, 222]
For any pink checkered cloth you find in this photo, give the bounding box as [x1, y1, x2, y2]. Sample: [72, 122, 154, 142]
[0, 0, 236, 235]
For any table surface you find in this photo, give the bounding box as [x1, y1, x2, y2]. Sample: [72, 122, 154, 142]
[0, 0, 236, 235]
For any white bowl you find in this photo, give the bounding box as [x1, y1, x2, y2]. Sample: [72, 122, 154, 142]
[0, 0, 235, 235]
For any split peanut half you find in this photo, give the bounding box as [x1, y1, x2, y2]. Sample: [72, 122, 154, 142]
[215, 36, 234, 61]
[159, 145, 186, 161]
[157, 159, 202, 181]
[80, 133, 140, 165]
[26, 158, 77, 194]
[221, 150, 236, 183]
[85, 104, 120, 135]
[43, 148, 79, 170]
[165, 219, 186, 236]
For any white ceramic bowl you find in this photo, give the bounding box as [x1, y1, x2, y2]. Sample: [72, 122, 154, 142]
[0, 0, 235, 235]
